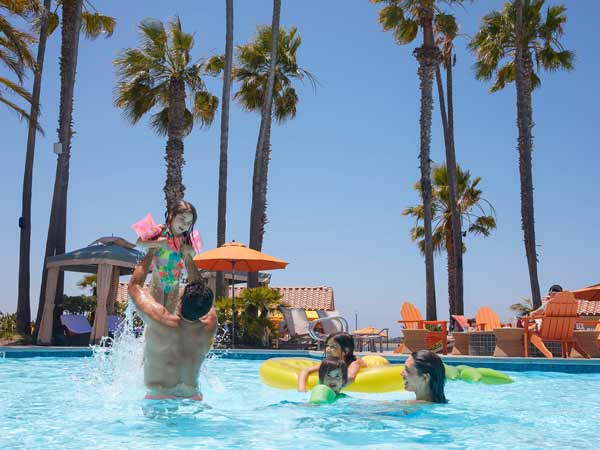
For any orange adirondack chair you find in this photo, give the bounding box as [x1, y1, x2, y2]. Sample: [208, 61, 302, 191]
[522, 292, 590, 358]
[474, 307, 512, 331]
[396, 302, 448, 354]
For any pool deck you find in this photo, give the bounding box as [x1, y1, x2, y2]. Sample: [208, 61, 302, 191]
[2, 346, 600, 373]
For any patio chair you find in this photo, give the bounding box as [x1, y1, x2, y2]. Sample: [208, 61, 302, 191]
[397, 302, 448, 354]
[315, 310, 345, 336]
[522, 292, 590, 358]
[60, 314, 92, 346]
[474, 307, 512, 331]
[451, 315, 470, 332]
[279, 307, 316, 349]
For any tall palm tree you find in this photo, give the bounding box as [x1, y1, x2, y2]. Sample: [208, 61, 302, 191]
[0, 0, 36, 122]
[34, 0, 115, 338]
[114, 17, 219, 209]
[230, 23, 314, 287]
[433, 12, 464, 315]
[215, 0, 234, 299]
[469, 0, 573, 309]
[403, 165, 497, 319]
[247, 0, 280, 288]
[3, 0, 40, 335]
[372, 0, 465, 319]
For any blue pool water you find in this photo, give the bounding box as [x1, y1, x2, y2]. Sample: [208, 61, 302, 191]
[1, 349, 599, 449]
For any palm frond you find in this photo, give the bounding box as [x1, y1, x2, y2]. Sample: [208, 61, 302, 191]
[192, 90, 218, 127]
[81, 11, 115, 39]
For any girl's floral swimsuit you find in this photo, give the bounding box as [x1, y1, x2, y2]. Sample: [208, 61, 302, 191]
[149, 232, 189, 311]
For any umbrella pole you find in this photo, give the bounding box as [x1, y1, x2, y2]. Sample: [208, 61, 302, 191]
[230, 261, 235, 349]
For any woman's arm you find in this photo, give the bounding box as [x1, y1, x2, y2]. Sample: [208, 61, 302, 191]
[297, 364, 320, 392]
[347, 359, 366, 384]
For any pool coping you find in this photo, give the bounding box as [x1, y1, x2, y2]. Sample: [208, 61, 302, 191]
[2, 346, 600, 373]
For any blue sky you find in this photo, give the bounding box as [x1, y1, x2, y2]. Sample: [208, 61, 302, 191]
[2, 1, 599, 335]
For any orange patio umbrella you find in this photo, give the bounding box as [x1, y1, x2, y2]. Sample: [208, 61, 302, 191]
[194, 241, 288, 347]
[352, 326, 388, 338]
[571, 284, 600, 302]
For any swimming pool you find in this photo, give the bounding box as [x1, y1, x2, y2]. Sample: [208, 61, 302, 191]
[1, 347, 599, 450]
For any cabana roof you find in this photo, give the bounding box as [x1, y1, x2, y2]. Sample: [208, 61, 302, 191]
[45, 237, 143, 275]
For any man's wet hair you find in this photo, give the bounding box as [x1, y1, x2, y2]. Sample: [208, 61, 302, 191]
[181, 281, 213, 321]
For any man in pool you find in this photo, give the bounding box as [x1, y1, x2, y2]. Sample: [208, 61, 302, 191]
[128, 249, 216, 401]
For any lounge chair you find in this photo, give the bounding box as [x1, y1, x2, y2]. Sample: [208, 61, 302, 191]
[315, 310, 346, 336]
[397, 302, 448, 354]
[474, 307, 512, 331]
[522, 292, 590, 358]
[60, 314, 92, 346]
[279, 307, 316, 349]
[107, 315, 124, 336]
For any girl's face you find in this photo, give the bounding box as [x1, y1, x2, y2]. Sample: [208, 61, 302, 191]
[170, 212, 194, 236]
[325, 340, 344, 359]
[322, 368, 344, 394]
[401, 356, 429, 394]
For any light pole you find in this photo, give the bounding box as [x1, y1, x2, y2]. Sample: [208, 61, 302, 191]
[354, 310, 358, 331]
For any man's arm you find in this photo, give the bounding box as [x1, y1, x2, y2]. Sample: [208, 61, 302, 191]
[183, 253, 204, 284]
[128, 250, 180, 328]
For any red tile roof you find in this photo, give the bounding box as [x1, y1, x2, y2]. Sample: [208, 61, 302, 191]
[117, 283, 335, 311]
[578, 300, 600, 316]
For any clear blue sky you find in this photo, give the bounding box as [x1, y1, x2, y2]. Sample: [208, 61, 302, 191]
[2, 1, 599, 335]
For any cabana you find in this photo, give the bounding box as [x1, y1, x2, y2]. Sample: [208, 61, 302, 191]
[37, 237, 143, 345]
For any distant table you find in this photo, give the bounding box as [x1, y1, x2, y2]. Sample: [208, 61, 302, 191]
[572, 330, 600, 358]
[401, 329, 429, 354]
[493, 328, 525, 357]
[451, 332, 469, 355]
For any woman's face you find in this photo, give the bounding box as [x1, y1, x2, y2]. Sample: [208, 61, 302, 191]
[325, 340, 344, 359]
[401, 356, 429, 394]
[171, 212, 193, 236]
[322, 369, 344, 394]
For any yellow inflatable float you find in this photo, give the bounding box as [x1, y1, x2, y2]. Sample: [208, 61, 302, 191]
[259, 355, 405, 393]
[260, 356, 514, 393]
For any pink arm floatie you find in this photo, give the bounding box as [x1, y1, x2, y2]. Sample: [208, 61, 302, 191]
[131, 213, 163, 241]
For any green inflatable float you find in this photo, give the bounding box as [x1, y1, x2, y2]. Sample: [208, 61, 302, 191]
[309, 385, 346, 404]
[446, 364, 513, 385]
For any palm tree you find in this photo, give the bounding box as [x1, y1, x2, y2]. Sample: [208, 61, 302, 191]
[247, 0, 280, 288]
[372, 0, 466, 319]
[215, 0, 234, 299]
[3, 0, 41, 335]
[114, 17, 219, 210]
[433, 12, 464, 316]
[509, 297, 533, 316]
[34, 0, 115, 338]
[231, 23, 314, 287]
[403, 165, 497, 319]
[0, 0, 36, 122]
[469, 0, 573, 309]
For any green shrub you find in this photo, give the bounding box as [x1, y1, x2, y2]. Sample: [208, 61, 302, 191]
[0, 313, 17, 339]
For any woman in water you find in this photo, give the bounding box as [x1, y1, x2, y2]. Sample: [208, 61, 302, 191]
[297, 332, 365, 392]
[401, 350, 447, 403]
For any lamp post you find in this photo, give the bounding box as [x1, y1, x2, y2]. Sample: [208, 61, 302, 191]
[354, 310, 358, 331]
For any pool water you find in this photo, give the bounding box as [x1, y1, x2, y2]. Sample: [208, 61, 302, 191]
[1, 349, 599, 449]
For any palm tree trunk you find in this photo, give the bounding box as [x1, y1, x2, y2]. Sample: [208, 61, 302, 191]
[445, 230, 456, 323]
[17, 0, 52, 336]
[35, 0, 83, 338]
[514, 0, 542, 309]
[216, 0, 234, 299]
[248, 0, 280, 288]
[445, 56, 464, 315]
[414, 5, 440, 320]
[164, 77, 187, 210]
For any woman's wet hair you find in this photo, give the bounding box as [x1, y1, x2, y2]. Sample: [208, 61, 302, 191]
[318, 358, 348, 385]
[325, 332, 356, 366]
[181, 281, 213, 321]
[411, 350, 447, 404]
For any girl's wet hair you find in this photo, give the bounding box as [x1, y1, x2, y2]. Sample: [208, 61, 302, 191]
[325, 332, 356, 366]
[411, 350, 447, 404]
[165, 200, 197, 243]
[318, 358, 348, 385]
